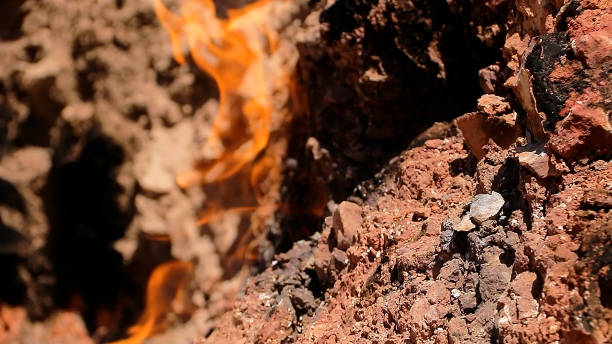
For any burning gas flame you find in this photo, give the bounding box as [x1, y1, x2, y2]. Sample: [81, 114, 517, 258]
[109, 1, 291, 343]
[154, 0, 291, 246]
[154, 0, 279, 187]
[108, 261, 193, 344]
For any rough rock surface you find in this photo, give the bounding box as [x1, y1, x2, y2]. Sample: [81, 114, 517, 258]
[198, 0, 612, 342]
[0, 0, 610, 342]
[469, 192, 505, 224]
[276, 0, 514, 253]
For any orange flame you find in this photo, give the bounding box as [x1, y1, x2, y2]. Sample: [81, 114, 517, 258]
[154, 0, 279, 187]
[197, 204, 258, 225]
[107, 261, 193, 344]
[153, 0, 293, 261]
[110, 2, 291, 342]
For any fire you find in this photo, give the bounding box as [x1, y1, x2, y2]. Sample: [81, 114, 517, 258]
[108, 261, 193, 344]
[154, 0, 280, 187]
[109, 1, 292, 343]
[154, 0, 291, 250]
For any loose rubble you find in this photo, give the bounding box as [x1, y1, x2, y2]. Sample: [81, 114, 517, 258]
[469, 192, 505, 224]
[198, 0, 612, 343]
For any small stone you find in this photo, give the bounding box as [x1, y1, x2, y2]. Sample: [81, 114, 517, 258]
[331, 248, 348, 270]
[287, 288, 316, 312]
[61, 102, 94, 124]
[511, 272, 539, 319]
[456, 112, 522, 160]
[479, 263, 512, 301]
[413, 207, 431, 220]
[0, 147, 51, 184]
[134, 121, 194, 194]
[478, 220, 499, 236]
[332, 201, 362, 250]
[478, 64, 500, 94]
[458, 292, 478, 311]
[469, 192, 505, 224]
[454, 214, 476, 232]
[477, 94, 511, 116]
[439, 259, 463, 283]
[517, 144, 559, 179]
[448, 317, 468, 344]
[440, 228, 455, 252]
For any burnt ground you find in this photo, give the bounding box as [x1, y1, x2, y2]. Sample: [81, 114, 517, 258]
[1, 0, 611, 343]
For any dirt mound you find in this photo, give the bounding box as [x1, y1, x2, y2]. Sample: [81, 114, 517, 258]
[199, 0, 612, 342]
[0, 0, 610, 343]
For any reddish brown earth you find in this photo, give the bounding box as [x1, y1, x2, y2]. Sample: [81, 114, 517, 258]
[201, 0, 612, 343]
[0, 0, 610, 343]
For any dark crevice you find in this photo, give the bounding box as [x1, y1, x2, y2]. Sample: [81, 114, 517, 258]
[272, 0, 512, 255]
[304, 268, 325, 299]
[599, 275, 612, 309]
[41, 132, 138, 335]
[0, 0, 26, 41]
[531, 271, 544, 299]
[499, 249, 515, 268]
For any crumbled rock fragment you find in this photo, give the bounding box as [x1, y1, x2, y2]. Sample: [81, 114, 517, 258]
[479, 261, 512, 301]
[440, 228, 455, 252]
[0, 147, 51, 184]
[478, 64, 501, 94]
[257, 296, 296, 343]
[448, 317, 469, 344]
[439, 259, 464, 283]
[511, 272, 539, 319]
[476, 94, 511, 116]
[469, 192, 505, 224]
[458, 292, 478, 311]
[456, 112, 522, 159]
[134, 121, 194, 194]
[286, 287, 316, 312]
[548, 103, 612, 160]
[516, 144, 560, 179]
[581, 189, 612, 210]
[332, 201, 362, 250]
[330, 248, 348, 270]
[454, 214, 476, 232]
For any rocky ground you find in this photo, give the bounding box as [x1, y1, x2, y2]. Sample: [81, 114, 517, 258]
[202, 0, 612, 343]
[0, 0, 610, 343]
[0, 0, 240, 342]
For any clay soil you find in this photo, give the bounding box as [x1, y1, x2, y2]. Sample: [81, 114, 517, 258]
[1, 0, 611, 343]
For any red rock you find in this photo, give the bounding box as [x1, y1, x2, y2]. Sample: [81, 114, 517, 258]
[0, 305, 25, 343]
[456, 112, 523, 160]
[514, 65, 548, 139]
[511, 272, 539, 320]
[548, 103, 612, 159]
[572, 27, 612, 69]
[257, 296, 296, 343]
[332, 201, 362, 250]
[479, 263, 512, 301]
[448, 317, 468, 344]
[516, 144, 561, 179]
[478, 65, 501, 94]
[458, 292, 478, 311]
[476, 94, 511, 116]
